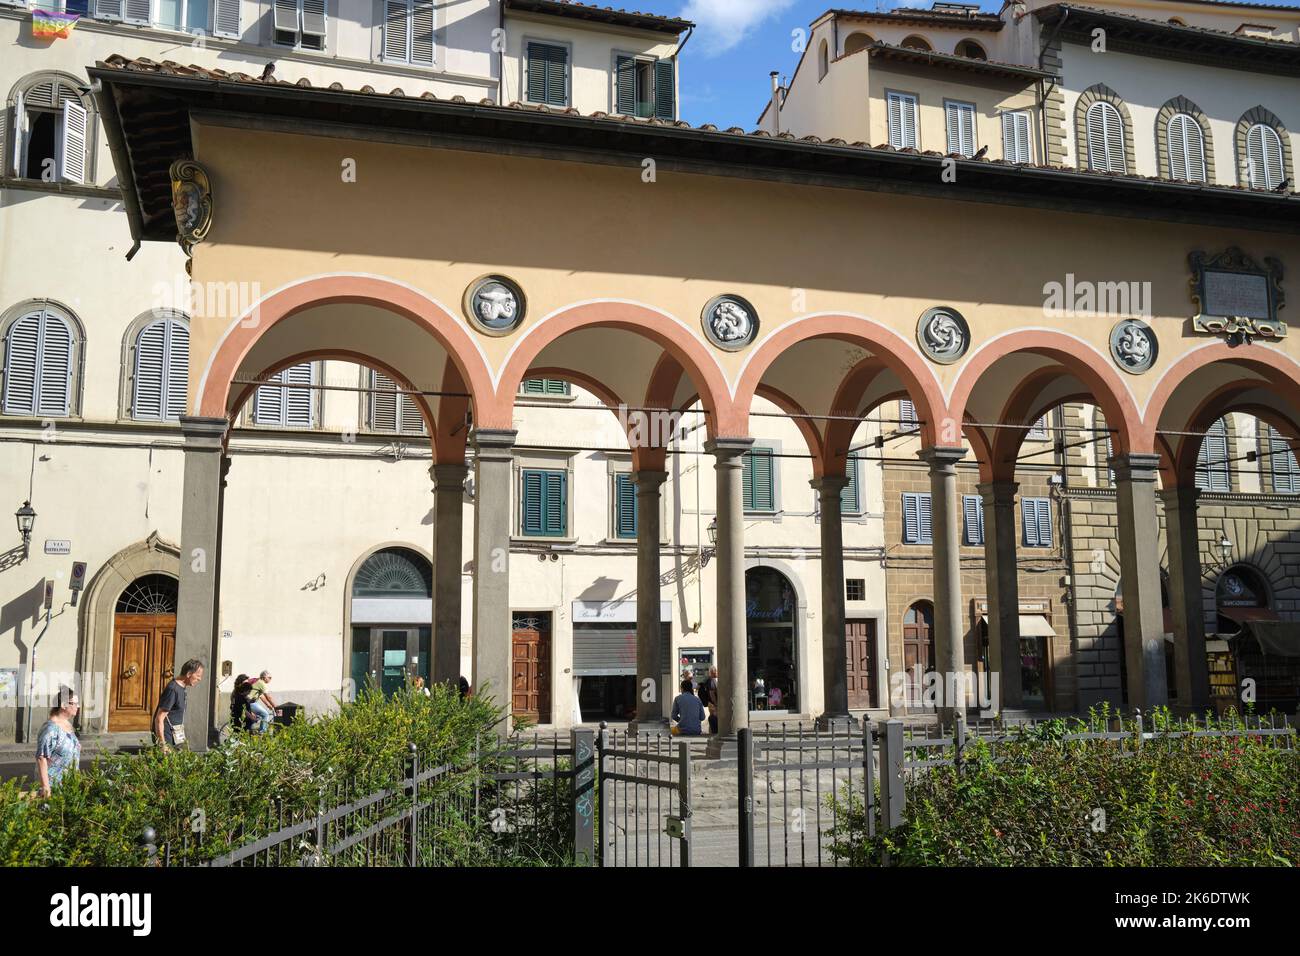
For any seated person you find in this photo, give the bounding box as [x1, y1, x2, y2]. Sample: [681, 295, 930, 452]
[671, 679, 707, 736]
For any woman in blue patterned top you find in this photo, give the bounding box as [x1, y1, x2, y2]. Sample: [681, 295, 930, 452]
[35, 687, 81, 797]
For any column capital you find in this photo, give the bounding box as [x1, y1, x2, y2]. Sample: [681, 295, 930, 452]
[1158, 485, 1201, 509]
[705, 436, 754, 460]
[179, 416, 229, 449]
[430, 462, 470, 488]
[471, 427, 517, 460]
[976, 480, 1019, 507]
[918, 446, 968, 469]
[810, 474, 849, 495]
[631, 469, 669, 491]
[1112, 452, 1162, 483]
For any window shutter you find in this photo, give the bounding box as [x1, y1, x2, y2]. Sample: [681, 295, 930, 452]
[526, 43, 547, 103]
[36, 312, 73, 416]
[544, 471, 566, 536]
[273, 0, 298, 32]
[918, 493, 932, 544]
[1247, 124, 1284, 189]
[213, 0, 240, 37]
[840, 459, 860, 514]
[963, 495, 983, 545]
[133, 322, 166, 420]
[945, 102, 974, 156]
[1036, 499, 1052, 547]
[615, 472, 637, 538]
[165, 321, 188, 421]
[545, 45, 567, 107]
[2, 311, 41, 415]
[284, 362, 314, 427]
[383, 0, 409, 61]
[411, 0, 434, 65]
[521, 470, 544, 535]
[124, 0, 150, 23]
[1087, 102, 1124, 172]
[902, 493, 919, 544]
[9, 90, 24, 179]
[654, 58, 675, 121]
[370, 370, 399, 431]
[899, 399, 918, 431]
[1022, 500, 1038, 546]
[253, 375, 283, 424]
[399, 391, 424, 434]
[1167, 113, 1205, 182]
[887, 93, 902, 149]
[56, 99, 87, 185]
[300, 0, 326, 38]
[615, 55, 636, 115]
[1271, 433, 1300, 494]
[1196, 419, 1229, 492]
[1002, 111, 1029, 163]
[95, 0, 124, 18]
[1104, 104, 1124, 171]
[888, 93, 917, 150]
[744, 448, 775, 512]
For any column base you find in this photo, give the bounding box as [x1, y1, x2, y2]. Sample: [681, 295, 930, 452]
[815, 713, 860, 733]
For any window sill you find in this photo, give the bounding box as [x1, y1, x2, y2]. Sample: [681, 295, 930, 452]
[516, 393, 577, 405]
[744, 511, 783, 521]
[513, 537, 579, 547]
[0, 178, 121, 201]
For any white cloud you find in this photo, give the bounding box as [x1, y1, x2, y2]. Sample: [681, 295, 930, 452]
[680, 0, 801, 56]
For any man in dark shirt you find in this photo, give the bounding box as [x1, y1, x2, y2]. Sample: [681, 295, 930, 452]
[153, 659, 205, 751]
[671, 679, 707, 736]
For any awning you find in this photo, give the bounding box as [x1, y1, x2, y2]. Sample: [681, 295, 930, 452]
[1219, 606, 1281, 625]
[980, 615, 1056, 637]
[1241, 621, 1300, 658]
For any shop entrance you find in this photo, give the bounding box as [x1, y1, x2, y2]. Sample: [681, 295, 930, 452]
[348, 547, 433, 697]
[745, 567, 799, 713]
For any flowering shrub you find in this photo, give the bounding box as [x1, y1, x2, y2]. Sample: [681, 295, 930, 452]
[829, 710, 1299, 866]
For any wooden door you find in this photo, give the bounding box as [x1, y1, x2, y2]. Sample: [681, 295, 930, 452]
[109, 614, 176, 731]
[845, 619, 878, 709]
[903, 621, 935, 713]
[511, 621, 552, 723]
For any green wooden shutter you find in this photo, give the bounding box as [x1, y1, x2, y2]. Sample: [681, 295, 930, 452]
[521, 469, 545, 535]
[522, 378, 569, 396]
[526, 43, 548, 103]
[544, 471, 567, 535]
[615, 472, 637, 538]
[654, 58, 675, 120]
[840, 459, 860, 514]
[744, 448, 775, 512]
[616, 55, 636, 115]
[528, 42, 568, 107]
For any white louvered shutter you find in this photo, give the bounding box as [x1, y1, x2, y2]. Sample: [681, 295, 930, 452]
[9, 90, 24, 178]
[903, 493, 919, 543]
[1022, 500, 1039, 546]
[37, 313, 73, 416]
[1271, 433, 1300, 494]
[2, 311, 41, 415]
[95, 0, 124, 17]
[411, 0, 434, 65]
[963, 495, 984, 545]
[945, 102, 975, 156]
[888, 93, 917, 150]
[273, 0, 298, 32]
[133, 321, 166, 420]
[213, 0, 240, 37]
[1196, 418, 1230, 491]
[1246, 124, 1284, 189]
[254, 374, 284, 425]
[918, 493, 932, 544]
[165, 321, 188, 420]
[399, 388, 424, 434]
[1167, 113, 1205, 183]
[56, 99, 87, 185]
[301, 0, 326, 39]
[371, 370, 398, 431]
[1086, 101, 1125, 172]
[124, 0, 150, 23]
[284, 362, 314, 427]
[899, 399, 918, 432]
[383, 0, 409, 61]
[1002, 110, 1030, 164]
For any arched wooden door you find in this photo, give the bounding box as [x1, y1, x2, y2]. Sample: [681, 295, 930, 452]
[903, 601, 936, 713]
[108, 575, 178, 731]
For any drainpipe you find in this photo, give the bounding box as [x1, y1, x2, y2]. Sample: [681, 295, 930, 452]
[770, 71, 782, 135]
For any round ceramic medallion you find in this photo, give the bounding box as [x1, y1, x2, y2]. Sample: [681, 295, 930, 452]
[1109, 319, 1158, 374]
[464, 275, 526, 335]
[701, 295, 758, 351]
[916, 307, 970, 364]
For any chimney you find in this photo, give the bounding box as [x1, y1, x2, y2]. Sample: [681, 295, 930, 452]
[770, 71, 781, 134]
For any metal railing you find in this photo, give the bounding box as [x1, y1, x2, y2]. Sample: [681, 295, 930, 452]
[597, 726, 690, 868]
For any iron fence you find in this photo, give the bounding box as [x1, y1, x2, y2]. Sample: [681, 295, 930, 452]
[597, 726, 690, 867]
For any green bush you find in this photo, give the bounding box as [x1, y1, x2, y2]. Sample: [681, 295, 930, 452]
[0, 685, 571, 867]
[829, 710, 1300, 866]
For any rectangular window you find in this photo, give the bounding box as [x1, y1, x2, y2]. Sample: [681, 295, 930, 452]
[613, 472, 638, 539]
[1269, 432, 1300, 494]
[1195, 418, 1230, 492]
[846, 578, 866, 602]
[1022, 497, 1053, 548]
[1001, 110, 1031, 164]
[253, 363, 315, 428]
[944, 100, 976, 157]
[963, 494, 985, 545]
[274, 0, 326, 51]
[902, 492, 932, 545]
[520, 468, 567, 537]
[898, 399, 919, 433]
[383, 0, 435, 66]
[520, 379, 570, 396]
[526, 41, 569, 107]
[369, 370, 425, 435]
[742, 446, 777, 513]
[614, 54, 675, 120]
[887, 91, 918, 150]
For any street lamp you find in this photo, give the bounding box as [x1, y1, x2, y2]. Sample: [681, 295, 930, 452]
[699, 517, 719, 568]
[1202, 533, 1234, 577]
[706, 517, 718, 547]
[1217, 534, 1234, 566]
[14, 500, 35, 558]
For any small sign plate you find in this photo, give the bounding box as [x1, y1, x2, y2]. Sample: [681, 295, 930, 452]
[44, 540, 71, 555]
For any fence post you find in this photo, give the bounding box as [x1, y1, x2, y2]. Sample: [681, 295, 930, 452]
[596, 722, 610, 867]
[406, 742, 419, 867]
[1134, 709, 1143, 752]
[862, 718, 876, 839]
[737, 727, 754, 868]
[677, 740, 692, 868]
[878, 719, 905, 832]
[139, 827, 157, 867]
[571, 728, 596, 866]
[954, 718, 966, 774]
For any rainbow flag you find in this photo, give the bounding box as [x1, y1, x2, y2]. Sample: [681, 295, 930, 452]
[32, 10, 80, 39]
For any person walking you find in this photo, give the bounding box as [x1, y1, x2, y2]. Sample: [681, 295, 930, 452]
[705, 666, 720, 735]
[35, 686, 81, 798]
[153, 659, 204, 751]
[671, 678, 707, 736]
[245, 670, 277, 734]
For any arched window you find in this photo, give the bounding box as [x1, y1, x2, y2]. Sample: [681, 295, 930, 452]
[115, 574, 180, 614]
[1195, 417, 1231, 492]
[131, 314, 189, 421]
[1245, 122, 1285, 189]
[955, 38, 986, 60]
[1085, 101, 1126, 172]
[843, 32, 874, 55]
[900, 35, 932, 51]
[818, 39, 829, 80]
[1166, 112, 1206, 182]
[5, 72, 96, 185]
[2, 302, 80, 417]
[352, 547, 433, 598]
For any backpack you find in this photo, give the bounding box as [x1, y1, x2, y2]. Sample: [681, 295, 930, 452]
[230, 674, 251, 725]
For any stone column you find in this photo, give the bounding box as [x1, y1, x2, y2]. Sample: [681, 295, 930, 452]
[812, 474, 851, 726]
[707, 437, 753, 738]
[978, 481, 1023, 712]
[176, 416, 229, 751]
[632, 470, 668, 728]
[922, 446, 969, 728]
[1113, 453, 1169, 709]
[431, 462, 468, 686]
[471, 429, 516, 722]
[1161, 486, 1211, 712]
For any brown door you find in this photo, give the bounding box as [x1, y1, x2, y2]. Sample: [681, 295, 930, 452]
[903, 604, 935, 713]
[845, 619, 878, 709]
[511, 617, 551, 723]
[109, 614, 176, 731]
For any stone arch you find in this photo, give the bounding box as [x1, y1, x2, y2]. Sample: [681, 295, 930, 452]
[78, 533, 181, 735]
[1234, 105, 1293, 189]
[900, 34, 932, 51]
[1154, 95, 1215, 182]
[1074, 83, 1136, 175]
[843, 32, 874, 55]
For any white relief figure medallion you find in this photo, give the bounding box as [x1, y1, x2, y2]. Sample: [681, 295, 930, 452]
[1109, 319, 1157, 374]
[464, 276, 526, 336]
[702, 295, 758, 350]
[916, 307, 970, 364]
